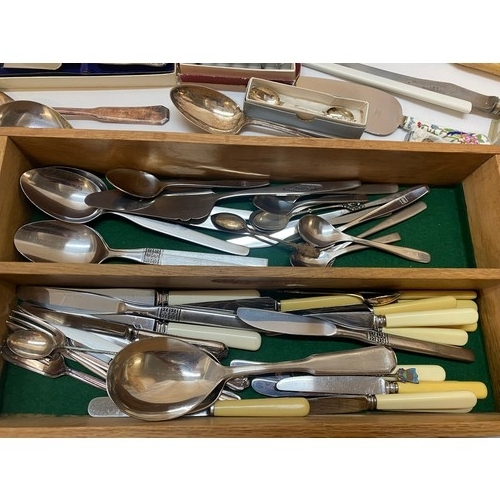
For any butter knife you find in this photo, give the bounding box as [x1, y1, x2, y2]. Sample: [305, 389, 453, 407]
[338, 63, 500, 116]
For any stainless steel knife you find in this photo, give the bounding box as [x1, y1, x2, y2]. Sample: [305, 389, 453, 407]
[338, 63, 500, 116]
[276, 375, 488, 399]
[18, 304, 230, 360]
[235, 307, 476, 362]
[17, 287, 262, 351]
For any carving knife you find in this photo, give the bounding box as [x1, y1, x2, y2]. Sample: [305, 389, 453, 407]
[303, 63, 473, 114]
[275, 375, 488, 399]
[17, 287, 262, 351]
[337, 63, 500, 117]
[236, 307, 476, 362]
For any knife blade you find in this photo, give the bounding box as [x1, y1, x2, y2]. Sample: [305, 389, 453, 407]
[18, 304, 230, 359]
[236, 307, 476, 362]
[17, 287, 262, 351]
[305, 391, 477, 414]
[338, 63, 500, 116]
[276, 375, 488, 399]
[303, 63, 473, 114]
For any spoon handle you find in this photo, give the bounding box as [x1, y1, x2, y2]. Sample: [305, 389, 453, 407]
[53, 105, 170, 125]
[65, 365, 107, 390]
[245, 117, 334, 137]
[227, 345, 397, 378]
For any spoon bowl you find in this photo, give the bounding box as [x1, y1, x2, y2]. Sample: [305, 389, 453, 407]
[170, 84, 323, 137]
[0, 100, 73, 128]
[107, 337, 398, 420]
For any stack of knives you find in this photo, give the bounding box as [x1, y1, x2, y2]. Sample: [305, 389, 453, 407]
[2, 285, 488, 418]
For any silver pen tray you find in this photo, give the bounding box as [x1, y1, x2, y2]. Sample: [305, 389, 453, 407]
[243, 77, 369, 138]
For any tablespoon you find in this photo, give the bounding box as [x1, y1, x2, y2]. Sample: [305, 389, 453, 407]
[19, 166, 251, 256]
[14, 219, 267, 266]
[107, 337, 397, 421]
[298, 215, 431, 263]
[0, 344, 107, 390]
[170, 84, 332, 137]
[0, 100, 73, 128]
[210, 212, 320, 258]
[106, 168, 270, 199]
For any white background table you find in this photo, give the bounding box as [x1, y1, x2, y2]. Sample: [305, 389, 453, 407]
[4, 63, 500, 143]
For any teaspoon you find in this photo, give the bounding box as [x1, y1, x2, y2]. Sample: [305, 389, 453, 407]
[210, 212, 320, 258]
[107, 337, 397, 420]
[298, 214, 431, 263]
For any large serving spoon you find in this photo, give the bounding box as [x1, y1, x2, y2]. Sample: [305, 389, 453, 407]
[14, 219, 266, 266]
[19, 166, 250, 255]
[1, 344, 107, 390]
[107, 337, 398, 420]
[105, 168, 270, 199]
[210, 212, 320, 257]
[0, 92, 169, 125]
[0, 100, 73, 128]
[298, 214, 431, 263]
[170, 84, 330, 137]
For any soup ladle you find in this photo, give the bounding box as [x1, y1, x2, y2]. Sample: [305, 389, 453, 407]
[106, 337, 398, 420]
[298, 214, 431, 263]
[170, 84, 329, 137]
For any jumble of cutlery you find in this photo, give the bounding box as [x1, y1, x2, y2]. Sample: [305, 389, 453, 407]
[0, 286, 488, 420]
[13, 165, 433, 267]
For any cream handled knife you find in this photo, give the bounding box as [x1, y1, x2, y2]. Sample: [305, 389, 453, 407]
[275, 376, 488, 399]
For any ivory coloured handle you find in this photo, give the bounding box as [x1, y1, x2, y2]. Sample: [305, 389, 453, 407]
[375, 296, 457, 315]
[397, 381, 487, 399]
[383, 327, 468, 346]
[384, 308, 478, 328]
[280, 294, 363, 311]
[394, 364, 446, 381]
[376, 391, 477, 411]
[212, 397, 310, 417]
[166, 322, 262, 351]
[398, 290, 477, 300]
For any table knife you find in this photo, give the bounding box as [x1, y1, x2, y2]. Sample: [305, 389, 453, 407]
[337, 63, 500, 116]
[87, 396, 310, 418]
[62, 287, 261, 306]
[236, 307, 476, 362]
[275, 375, 488, 399]
[18, 304, 230, 359]
[304, 391, 477, 414]
[17, 287, 262, 350]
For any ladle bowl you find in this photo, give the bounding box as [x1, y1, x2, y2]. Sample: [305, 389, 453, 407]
[107, 337, 398, 420]
[0, 100, 73, 128]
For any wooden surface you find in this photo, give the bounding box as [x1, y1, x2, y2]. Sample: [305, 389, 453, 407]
[2, 129, 500, 437]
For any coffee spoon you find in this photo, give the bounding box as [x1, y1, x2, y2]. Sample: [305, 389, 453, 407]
[107, 337, 397, 420]
[298, 214, 431, 263]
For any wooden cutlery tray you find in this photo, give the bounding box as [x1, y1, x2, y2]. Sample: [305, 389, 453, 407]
[1, 128, 500, 437]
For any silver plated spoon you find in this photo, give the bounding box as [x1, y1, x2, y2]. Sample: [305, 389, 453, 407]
[107, 337, 397, 420]
[298, 214, 431, 263]
[170, 84, 329, 137]
[106, 168, 270, 199]
[0, 100, 73, 128]
[13, 219, 267, 266]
